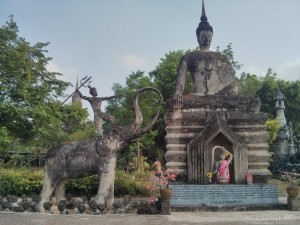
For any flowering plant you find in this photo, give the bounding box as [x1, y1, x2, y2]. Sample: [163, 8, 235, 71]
[206, 172, 213, 183]
[146, 170, 177, 203]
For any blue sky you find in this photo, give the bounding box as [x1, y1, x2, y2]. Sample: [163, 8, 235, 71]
[1, 0, 300, 115]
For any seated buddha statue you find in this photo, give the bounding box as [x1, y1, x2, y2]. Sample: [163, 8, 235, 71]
[173, 0, 238, 108]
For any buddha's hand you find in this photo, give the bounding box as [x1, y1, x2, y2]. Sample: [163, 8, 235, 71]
[172, 94, 183, 109]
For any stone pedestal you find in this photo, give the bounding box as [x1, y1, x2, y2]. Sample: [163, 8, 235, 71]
[161, 200, 171, 215]
[169, 184, 279, 207]
[164, 94, 272, 183]
[288, 197, 300, 211]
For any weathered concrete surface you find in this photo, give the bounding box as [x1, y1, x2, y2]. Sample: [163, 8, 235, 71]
[38, 87, 163, 212]
[165, 94, 271, 184]
[1, 210, 300, 225]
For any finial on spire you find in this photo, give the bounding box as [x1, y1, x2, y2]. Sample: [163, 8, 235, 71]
[196, 0, 213, 37]
[201, 0, 207, 22]
[75, 76, 79, 89]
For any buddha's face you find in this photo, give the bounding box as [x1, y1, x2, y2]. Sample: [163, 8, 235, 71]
[198, 30, 212, 50]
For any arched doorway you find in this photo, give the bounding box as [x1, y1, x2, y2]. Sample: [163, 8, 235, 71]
[187, 115, 247, 184]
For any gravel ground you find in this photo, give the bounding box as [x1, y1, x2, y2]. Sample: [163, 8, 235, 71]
[1, 210, 300, 225]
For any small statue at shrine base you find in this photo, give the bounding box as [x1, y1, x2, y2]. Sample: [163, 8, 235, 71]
[208, 146, 233, 184]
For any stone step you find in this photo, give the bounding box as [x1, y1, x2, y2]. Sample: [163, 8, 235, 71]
[248, 162, 270, 169]
[166, 144, 187, 152]
[248, 150, 271, 156]
[165, 111, 206, 119]
[235, 131, 269, 143]
[164, 111, 206, 126]
[165, 161, 187, 176]
[227, 111, 268, 124]
[230, 125, 267, 133]
[165, 119, 206, 127]
[166, 161, 186, 169]
[230, 124, 267, 129]
[246, 143, 269, 151]
[165, 151, 187, 162]
[165, 125, 204, 133]
[248, 168, 272, 176]
[165, 133, 195, 144]
[236, 130, 269, 136]
[248, 150, 271, 162]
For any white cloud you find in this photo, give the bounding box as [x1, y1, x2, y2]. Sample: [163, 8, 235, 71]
[46, 61, 63, 73]
[277, 58, 300, 81]
[241, 59, 300, 81]
[46, 61, 78, 82]
[120, 54, 148, 70]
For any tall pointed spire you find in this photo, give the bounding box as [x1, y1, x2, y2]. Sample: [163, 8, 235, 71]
[200, 0, 207, 22]
[72, 76, 82, 104]
[75, 76, 79, 89]
[196, 0, 213, 37]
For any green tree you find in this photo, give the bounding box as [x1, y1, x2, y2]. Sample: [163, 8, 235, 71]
[265, 119, 280, 145]
[0, 126, 11, 157]
[149, 50, 190, 100]
[60, 101, 89, 135]
[238, 72, 262, 96]
[255, 68, 278, 115]
[68, 121, 95, 141]
[107, 71, 161, 127]
[106, 71, 164, 168]
[276, 80, 300, 134]
[216, 43, 243, 74]
[0, 17, 71, 150]
[239, 68, 300, 135]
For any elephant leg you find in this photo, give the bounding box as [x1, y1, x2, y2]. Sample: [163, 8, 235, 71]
[54, 178, 67, 202]
[37, 173, 57, 212]
[95, 159, 117, 212]
[95, 176, 115, 212]
[105, 181, 114, 211]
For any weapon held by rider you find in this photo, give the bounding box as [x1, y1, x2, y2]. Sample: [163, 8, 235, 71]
[61, 76, 92, 105]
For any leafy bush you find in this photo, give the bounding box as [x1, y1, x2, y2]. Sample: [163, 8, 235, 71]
[265, 118, 280, 145]
[114, 170, 149, 197]
[0, 167, 150, 197]
[0, 168, 43, 196]
[65, 175, 99, 196]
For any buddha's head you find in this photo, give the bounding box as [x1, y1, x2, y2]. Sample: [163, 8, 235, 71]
[198, 30, 213, 50]
[196, 0, 213, 51]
